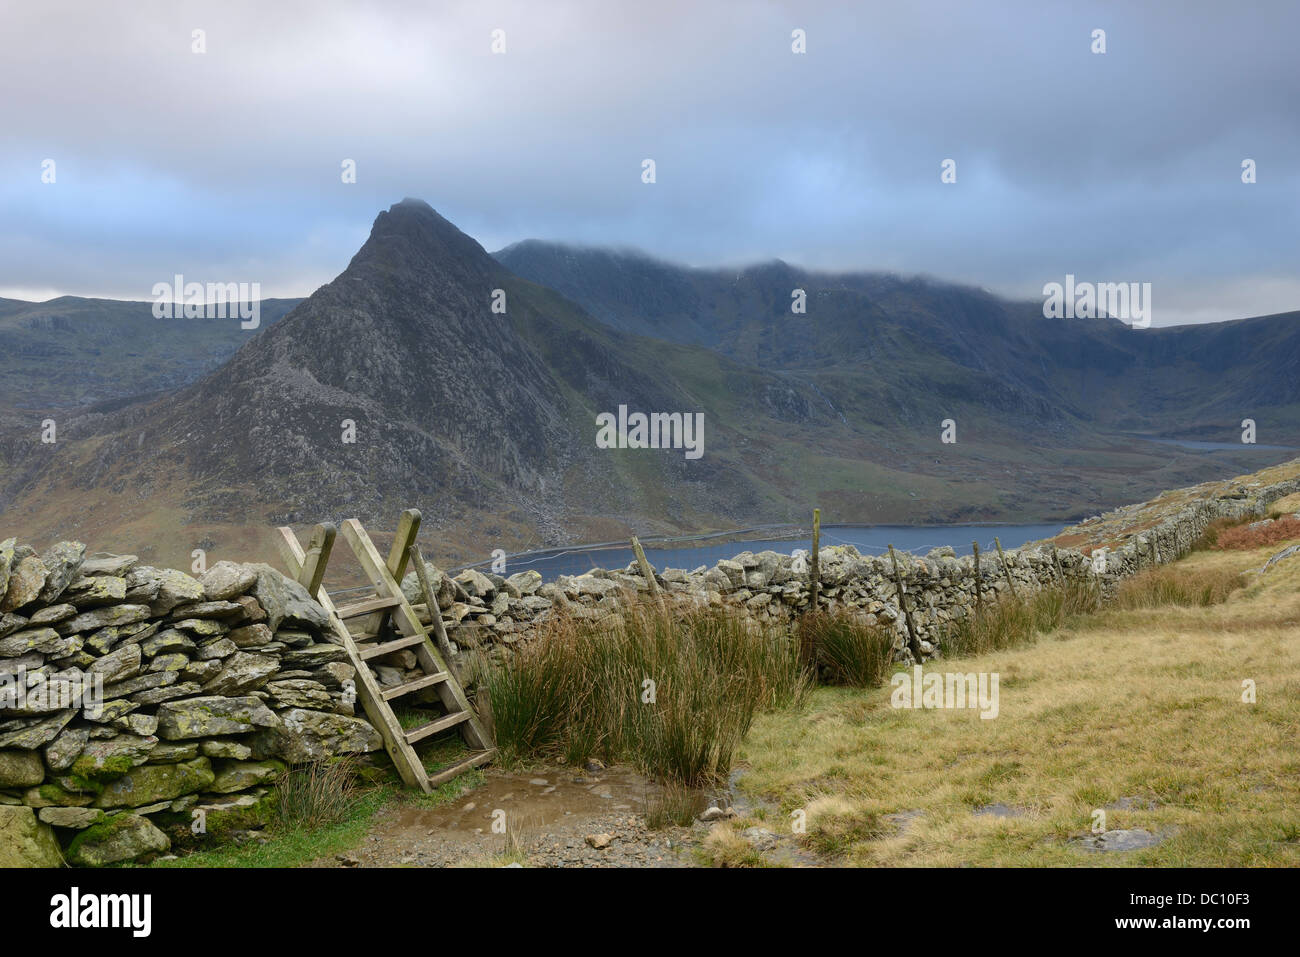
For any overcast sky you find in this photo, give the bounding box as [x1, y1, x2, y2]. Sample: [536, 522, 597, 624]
[2, 0, 1298, 326]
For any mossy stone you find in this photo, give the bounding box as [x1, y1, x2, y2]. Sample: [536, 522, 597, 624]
[93, 757, 214, 809]
[66, 812, 169, 866]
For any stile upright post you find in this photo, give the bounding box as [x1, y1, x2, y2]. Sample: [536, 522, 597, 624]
[889, 544, 923, 661]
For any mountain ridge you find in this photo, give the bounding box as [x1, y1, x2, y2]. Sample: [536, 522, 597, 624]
[2, 200, 1297, 570]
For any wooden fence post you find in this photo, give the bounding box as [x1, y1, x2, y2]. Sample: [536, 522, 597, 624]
[809, 508, 821, 613]
[993, 536, 1020, 600]
[630, 536, 661, 597]
[972, 540, 983, 619]
[888, 544, 923, 660]
[1050, 543, 1065, 584]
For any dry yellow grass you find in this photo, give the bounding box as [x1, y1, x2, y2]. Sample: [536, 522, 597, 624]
[701, 822, 771, 867]
[1270, 491, 1300, 515]
[730, 537, 1300, 866]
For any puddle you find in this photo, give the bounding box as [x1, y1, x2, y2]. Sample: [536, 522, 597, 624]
[391, 766, 654, 838]
[330, 763, 828, 867]
[722, 767, 758, 816]
[323, 765, 711, 867]
[714, 767, 821, 867]
[1071, 828, 1166, 853]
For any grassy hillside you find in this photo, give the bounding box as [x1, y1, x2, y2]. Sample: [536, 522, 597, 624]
[717, 528, 1300, 866]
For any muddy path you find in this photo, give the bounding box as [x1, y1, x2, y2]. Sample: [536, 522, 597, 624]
[315, 764, 818, 868]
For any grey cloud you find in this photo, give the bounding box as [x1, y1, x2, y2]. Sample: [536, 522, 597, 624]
[1, 0, 1297, 324]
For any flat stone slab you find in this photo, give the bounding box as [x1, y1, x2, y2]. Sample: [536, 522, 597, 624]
[974, 802, 1025, 818]
[1072, 828, 1165, 853]
[1105, 795, 1159, 811]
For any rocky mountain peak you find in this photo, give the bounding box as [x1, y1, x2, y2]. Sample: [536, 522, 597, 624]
[345, 199, 500, 290]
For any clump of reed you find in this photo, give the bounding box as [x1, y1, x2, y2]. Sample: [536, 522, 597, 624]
[798, 608, 896, 688]
[481, 601, 808, 787]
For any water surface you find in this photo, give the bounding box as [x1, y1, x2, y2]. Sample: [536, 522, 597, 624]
[479, 523, 1065, 580]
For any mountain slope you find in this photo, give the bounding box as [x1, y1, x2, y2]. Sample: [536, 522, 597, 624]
[495, 241, 1300, 442]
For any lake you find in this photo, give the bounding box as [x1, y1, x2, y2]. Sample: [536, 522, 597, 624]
[474, 523, 1067, 580]
[1141, 437, 1295, 452]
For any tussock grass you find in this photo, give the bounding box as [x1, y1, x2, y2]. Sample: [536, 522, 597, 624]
[1114, 566, 1244, 609]
[275, 759, 361, 830]
[940, 581, 1101, 658]
[700, 823, 771, 867]
[800, 796, 887, 858]
[482, 601, 809, 786]
[800, 609, 896, 687]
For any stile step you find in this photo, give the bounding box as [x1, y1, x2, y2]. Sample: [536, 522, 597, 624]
[405, 710, 471, 745]
[358, 633, 426, 661]
[381, 671, 451, 701]
[335, 595, 403, 619]
[425, 749, 496, 789]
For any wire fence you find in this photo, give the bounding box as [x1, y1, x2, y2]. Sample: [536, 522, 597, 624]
[321, 520, 1063, 597]
[444, 522, 1064, 581]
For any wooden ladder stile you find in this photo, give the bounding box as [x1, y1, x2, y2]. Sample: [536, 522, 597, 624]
[274, 509, 495, 793]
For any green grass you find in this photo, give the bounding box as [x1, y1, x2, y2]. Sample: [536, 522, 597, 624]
[152, 787, 390, 868]
[152, 758, 482, 868]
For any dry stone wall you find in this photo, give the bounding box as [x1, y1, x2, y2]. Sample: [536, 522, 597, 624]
[0, 545, 380, 867]
[407, 472, 1300, 671]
